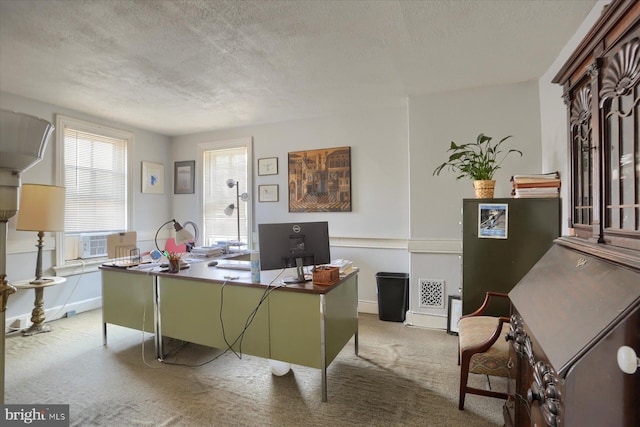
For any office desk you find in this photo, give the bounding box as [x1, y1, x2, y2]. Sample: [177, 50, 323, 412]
[100, 263, 358, 401]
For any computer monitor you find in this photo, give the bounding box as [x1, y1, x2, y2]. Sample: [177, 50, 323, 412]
[258, 221, 330, 283]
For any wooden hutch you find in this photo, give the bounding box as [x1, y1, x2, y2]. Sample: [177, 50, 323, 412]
[505, 1, 640, 426]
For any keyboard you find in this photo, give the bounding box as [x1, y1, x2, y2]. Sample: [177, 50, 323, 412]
[216, 260, 251, 271]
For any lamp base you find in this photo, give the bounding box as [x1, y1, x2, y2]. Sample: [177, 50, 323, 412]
[29, 277, 54, 285]
[22, 323, 51, 336]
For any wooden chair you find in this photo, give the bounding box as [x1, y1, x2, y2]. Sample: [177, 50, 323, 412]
[457, 291, 510, 410]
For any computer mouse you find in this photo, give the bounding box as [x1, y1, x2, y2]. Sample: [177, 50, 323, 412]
[208, 261, 218, 267]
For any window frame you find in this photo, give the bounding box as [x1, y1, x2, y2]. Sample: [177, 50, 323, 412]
[54, 115, 134, 267]
[198, 137, 254, 249]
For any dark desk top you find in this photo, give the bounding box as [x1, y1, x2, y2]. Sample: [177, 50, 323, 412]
[101, 261, 357, 295]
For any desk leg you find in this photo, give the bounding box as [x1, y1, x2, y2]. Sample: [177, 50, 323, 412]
[320, 294, 327, 402]
[355, 327, 359, 356]
[103, 322, 107, 345]
[22, 287, 50, 336]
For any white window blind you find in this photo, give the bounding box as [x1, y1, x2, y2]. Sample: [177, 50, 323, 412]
[203, 146, 248, 246]
[63, 127, 128, 233]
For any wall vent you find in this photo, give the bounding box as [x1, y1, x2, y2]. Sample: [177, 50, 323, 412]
[419, 279, 445, 309]
[78, 233, 109, 258]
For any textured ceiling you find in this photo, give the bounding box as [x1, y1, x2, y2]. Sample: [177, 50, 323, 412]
[0, 0, 598, 136]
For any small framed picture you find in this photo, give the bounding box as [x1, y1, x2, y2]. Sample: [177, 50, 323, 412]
[478, 203, 508, 239]
[258, 157, 278, 176]
[174, 160, 195, 194]
[259, 184, 279, 202]
[447, 295, 462, 335]
[141, 161, 164, 194]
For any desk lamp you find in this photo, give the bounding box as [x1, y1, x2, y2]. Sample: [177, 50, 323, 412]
[154, 219, 195, 253]
[16, 184, 65, 284]
[224, 179, 249, 244]
[0, 108, 55, 404]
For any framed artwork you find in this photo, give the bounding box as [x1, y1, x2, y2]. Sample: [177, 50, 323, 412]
[174, 160, 195, 194]
[478, 203, 508, 239]
[447, 295, 462, 335]
[259, 184, 279, 202]
[288, 146, 351, 212]
[258, 157, 278, 176]
[141, 161, 164, 194]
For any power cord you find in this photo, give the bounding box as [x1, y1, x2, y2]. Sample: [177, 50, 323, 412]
[162, 269, 289, 368]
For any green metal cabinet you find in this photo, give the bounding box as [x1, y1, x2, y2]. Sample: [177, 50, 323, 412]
[462, 198, 560, 316]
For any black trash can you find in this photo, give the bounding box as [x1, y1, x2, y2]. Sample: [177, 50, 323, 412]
[376, 272, 409, 322]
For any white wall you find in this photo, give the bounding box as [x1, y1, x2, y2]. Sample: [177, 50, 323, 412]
[1, 91, 171, 327]
[171, 106, 411, 308]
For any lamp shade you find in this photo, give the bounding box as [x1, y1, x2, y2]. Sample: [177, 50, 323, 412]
[0, 109, 54, 173]
[174, 226, 194, 245]
[17, 184, 65, 232]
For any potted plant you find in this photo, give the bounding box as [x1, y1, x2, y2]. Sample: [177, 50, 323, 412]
[433, 133, 522, 198]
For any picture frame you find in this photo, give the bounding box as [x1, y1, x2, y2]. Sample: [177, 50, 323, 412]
[447, 295, 462, 335]
[174, 160, 195, 194]
[259, 184, 279, 202]
[141, 161, 165, 194]
[478, 203, 509, 239]
[258, 157, 278, 176]
[288, 146, 351, 212]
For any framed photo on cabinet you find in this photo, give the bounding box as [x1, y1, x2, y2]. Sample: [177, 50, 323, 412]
[259, 184, 279, 202]
[478, 203, 508, 239]
[258, 157, 278, 176]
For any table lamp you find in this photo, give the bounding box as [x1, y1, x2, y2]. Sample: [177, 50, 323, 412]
[154, 219, 195, 253]
[16, 184, 65, 285]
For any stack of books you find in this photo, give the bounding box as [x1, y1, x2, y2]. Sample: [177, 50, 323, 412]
[511, 172, 560, 198]
[190, 246, 225, 258]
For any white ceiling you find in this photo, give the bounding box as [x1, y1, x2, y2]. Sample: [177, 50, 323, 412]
[0, 0, 598, 136]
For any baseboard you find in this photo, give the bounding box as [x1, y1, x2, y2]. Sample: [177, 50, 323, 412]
[5, 296, 103, 333]
[357, 300, 378, 315]
[404, 311, 447, 330]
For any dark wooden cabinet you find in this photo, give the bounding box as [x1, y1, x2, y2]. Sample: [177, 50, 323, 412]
[506, 2, 640, 426]
[507, 240, 640, 427]
[553, 0, 640, 250]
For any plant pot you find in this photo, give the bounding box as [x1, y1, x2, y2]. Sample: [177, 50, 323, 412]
[473, 180, 495, 198]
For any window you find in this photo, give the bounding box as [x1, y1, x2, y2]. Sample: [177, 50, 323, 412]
[200, 138, 253, 249]
[56, 116, 133, 263]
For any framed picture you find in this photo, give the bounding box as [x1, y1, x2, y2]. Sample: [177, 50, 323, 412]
[174, 160, 195, 194]
[478, 203, 508, 239]
[258, 157, 278, 176]
[447, 295, 462, 335]
[259, 184, 279, 202]
[141, 161, 164, 194]
[288, 146, 351, 212]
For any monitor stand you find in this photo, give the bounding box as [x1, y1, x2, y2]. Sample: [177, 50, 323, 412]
[283, 257, 311, 284]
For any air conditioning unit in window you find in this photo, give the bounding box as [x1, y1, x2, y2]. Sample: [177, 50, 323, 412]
[78, 233, 109, 259]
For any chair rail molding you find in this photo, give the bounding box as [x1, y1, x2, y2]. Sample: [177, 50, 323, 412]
[408, 238, 461, 254]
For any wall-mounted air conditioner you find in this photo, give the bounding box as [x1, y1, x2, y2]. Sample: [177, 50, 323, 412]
[78, 233, 109, 258]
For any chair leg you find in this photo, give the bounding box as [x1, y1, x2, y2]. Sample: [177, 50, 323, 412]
[459, 353, 471, 410]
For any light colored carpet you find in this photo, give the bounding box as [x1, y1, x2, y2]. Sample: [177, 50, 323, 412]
[5, 310, 505, 426]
